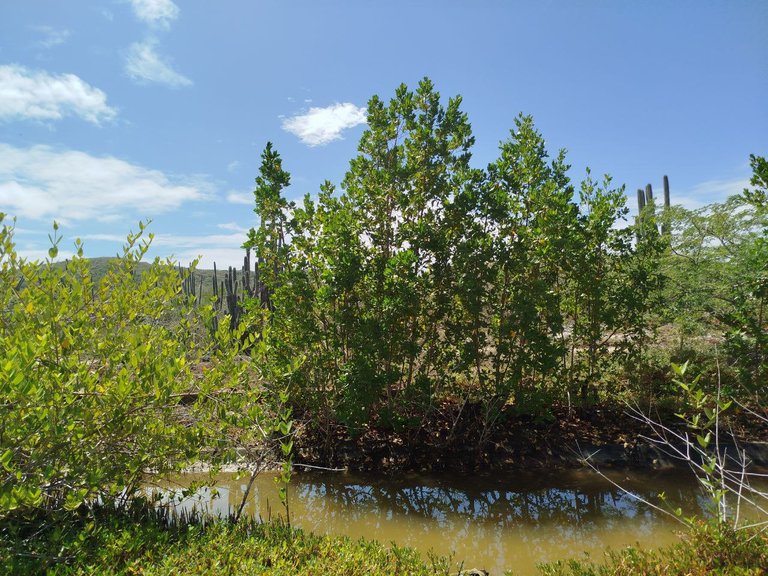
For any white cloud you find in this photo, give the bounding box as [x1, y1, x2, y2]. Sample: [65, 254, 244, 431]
[226, 191, 252, 205]
[31, 26, 72, 49]
[125, 39, 191, 87]
[680, 177, 751, 209]
[128, 0, 179, 28]
[0, 64, 117, 124]
[282, 103, 367, 146]
[217, 222, 249, 232]
[152, 232, 247, 249]
[177, 247, 249, 269]
[79, 230, 249, 269]
[76, 233, 126, 242]
[227, 160, 240, 173]
[0, 144, 207, 222]
[151, 231, 249, 268]
[15, 248, 76, 263]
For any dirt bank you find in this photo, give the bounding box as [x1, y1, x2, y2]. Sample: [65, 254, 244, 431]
[292, 401, 768, 474]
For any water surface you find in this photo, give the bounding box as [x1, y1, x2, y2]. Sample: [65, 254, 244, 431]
[153, 468, 760, 575]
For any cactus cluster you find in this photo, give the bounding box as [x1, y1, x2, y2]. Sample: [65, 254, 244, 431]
[179, 247, 270, 330]
[636, 175, 672, 236]
[179, 263, 204, 302]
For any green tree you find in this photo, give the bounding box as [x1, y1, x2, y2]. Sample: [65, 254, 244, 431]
[337, 77, 475, 425]
[245, 142, 293, 311]
[452, 115, 572, 411]
[561, 170, 668, 403]
[661, 157, 767, 392]
[726, 154, 768, 389]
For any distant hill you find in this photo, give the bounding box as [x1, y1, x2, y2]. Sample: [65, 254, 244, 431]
[52, 257, 252, 302]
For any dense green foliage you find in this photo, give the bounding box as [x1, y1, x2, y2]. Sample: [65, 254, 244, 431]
[4, 506, 764, 576]
[0, 216, 292, 521]
[240, 78, 683, 437]
[241, 79, 765, 439]
[661, 153, 767, 392]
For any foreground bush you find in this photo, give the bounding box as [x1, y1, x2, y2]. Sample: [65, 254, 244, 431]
[0, 216, 286, 521]
[0, 506, 454, 576]
[537, 521, 768, 576]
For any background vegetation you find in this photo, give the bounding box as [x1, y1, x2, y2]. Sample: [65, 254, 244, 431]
[241, 78, 766, 439]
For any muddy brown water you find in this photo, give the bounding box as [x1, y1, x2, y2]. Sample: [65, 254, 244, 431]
[152, 468, 767, 576]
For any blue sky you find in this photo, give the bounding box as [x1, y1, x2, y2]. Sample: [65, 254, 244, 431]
[1, 1, 766, 267]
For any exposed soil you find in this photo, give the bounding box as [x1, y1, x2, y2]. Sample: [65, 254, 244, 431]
[292, 400, 768, 474]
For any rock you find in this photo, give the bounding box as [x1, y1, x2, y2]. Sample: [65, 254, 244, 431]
[738, 441, 768, 467]
[460, 570, 489, 576]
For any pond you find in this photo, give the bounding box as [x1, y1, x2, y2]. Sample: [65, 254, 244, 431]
[153, 467, 763, 575]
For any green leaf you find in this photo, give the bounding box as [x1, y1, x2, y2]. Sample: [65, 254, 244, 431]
[0, 449, 13, 472]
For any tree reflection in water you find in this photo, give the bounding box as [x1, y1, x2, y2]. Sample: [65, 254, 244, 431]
[285, 470, 702, 563]
[159, 469, 751, 576]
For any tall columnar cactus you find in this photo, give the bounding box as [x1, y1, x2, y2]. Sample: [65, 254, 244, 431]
[645, 183, 654, 205]
[195, 247, 272, 332]
[662, 175, 671, 236]
[636, 189, 647, 242]
[224, 265, 241, 330]
[179, 263, 199, 301]
[637, 178, 672, 238]
[646, 183, 662, 235]
[242, 249, 254, 298]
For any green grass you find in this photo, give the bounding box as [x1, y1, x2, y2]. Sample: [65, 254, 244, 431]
[536, 522, 768, 576]
[1, 507, 455, 576]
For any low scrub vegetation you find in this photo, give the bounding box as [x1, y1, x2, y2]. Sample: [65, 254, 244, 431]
[1, 505, 455, 576]
[0, 216, 294, 557]
[538, 522, 768, 576]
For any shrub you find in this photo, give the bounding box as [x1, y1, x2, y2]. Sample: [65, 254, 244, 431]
[0, 217, 261, 519]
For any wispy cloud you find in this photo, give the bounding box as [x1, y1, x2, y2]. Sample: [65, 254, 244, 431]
[152, 231, 248, 249]
[79, 229, 249, 268]
[227, 160, 240, 173]
[282, 103, 367, 146]
[175, 247, 249, 269]
[31, 25, 72, 49]
[146, 231, 249, 268]
[0, 64, 117, 124]
[217, 222, 249, 232]
[655, 177, 749, 213]
[124, 39, 191, 87]
[15, 247, 76, 263]
[680, 177, 751, 209]
[128, 0, 179, 29]
[0, 144, 207, 222]
[123, 0, 188, 88]
[226, 191, 252, 205]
